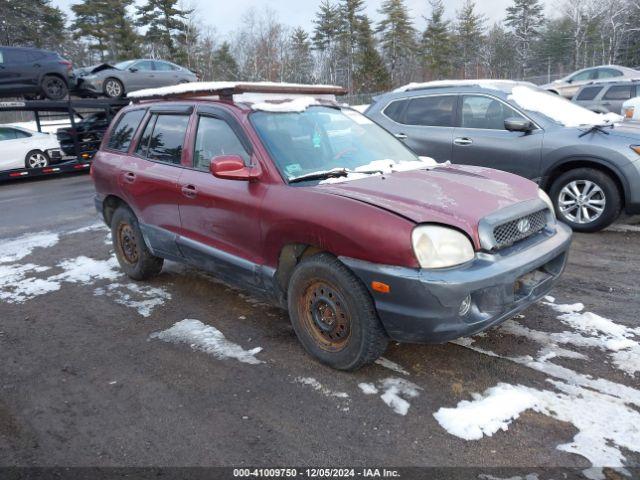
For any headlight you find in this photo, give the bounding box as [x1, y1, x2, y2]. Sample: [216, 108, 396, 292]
[624, 107, 634, 119]
[411, 225, 474, 269]
[538, 189, 555, 218]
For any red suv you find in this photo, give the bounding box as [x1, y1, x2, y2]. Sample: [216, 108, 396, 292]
[92, 83, 572, 370]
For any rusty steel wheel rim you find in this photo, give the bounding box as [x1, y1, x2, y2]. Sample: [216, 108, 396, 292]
[300, 280, 351, 352]
[117, 222, 139, 265]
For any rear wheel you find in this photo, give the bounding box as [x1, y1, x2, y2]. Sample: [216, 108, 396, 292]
[549, 168, 622, 232]
[111, 206, 163, 280]
[24, 150, 49, 169]
[103, 78, 124, 98]
[41, 75, 68, 100]
[287, 253, 388, 370]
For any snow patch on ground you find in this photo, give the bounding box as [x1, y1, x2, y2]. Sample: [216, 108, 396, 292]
[360, 377, 421, 415]
[434, 383, 538, 440]
[0, 232, 59, 264]
[49, 256, 120, 283]
[67, 222, 109, 235]
[94, 282, 171, 317]
[294, 377, 351, 411]
[0, 263, 59, 303]
[374, 357, 410, 376]
[150, 319, 264, 364]
[448, 297, 640, 470]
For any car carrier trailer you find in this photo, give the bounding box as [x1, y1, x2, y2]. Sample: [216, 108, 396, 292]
[0, 98, 128, 182]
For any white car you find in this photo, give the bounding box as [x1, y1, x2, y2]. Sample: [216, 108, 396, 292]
[622, 96, 640, 121]
[542, 65, 640, 99]
[0, 125, 62, 171]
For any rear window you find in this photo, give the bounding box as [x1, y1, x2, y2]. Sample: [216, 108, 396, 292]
[383, 99, 408, 122]
[404, 95, 456, 127]
[576, 86, 603, 101]
[106, 109, 146, 152]
[135, 114, 189, 165]
[603, 85, 635, 100]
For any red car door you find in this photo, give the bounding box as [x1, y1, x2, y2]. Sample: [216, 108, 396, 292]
[177, 106, 267, 288]
[118, 106, 192, 259]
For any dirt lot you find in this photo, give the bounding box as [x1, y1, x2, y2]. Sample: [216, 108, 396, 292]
[0, 174, 638, 479]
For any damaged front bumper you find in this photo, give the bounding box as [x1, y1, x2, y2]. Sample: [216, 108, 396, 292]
[340, 223, 572, 344]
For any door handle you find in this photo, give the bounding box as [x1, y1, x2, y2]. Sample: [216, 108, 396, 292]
[394, 133, 408, 140]
[454, 137, 473, 146]
[123, 171, 136, 183]
[181, 184, 197, 199]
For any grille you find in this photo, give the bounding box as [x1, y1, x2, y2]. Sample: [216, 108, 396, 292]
[493, 209, 547, 249]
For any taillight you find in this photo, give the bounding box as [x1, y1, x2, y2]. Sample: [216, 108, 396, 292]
[59, 60, 73, 72]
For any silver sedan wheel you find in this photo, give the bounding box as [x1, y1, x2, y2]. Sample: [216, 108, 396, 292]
[558, 180, 606, 224]
[27, 152, 48, 168]
[105, 79, 123, 98]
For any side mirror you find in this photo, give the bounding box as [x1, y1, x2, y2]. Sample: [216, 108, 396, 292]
[504, 117, 533, 132]
[210, 155, 261, 181]
[129, 67, 138, 73]
[566, 78, 573, 84]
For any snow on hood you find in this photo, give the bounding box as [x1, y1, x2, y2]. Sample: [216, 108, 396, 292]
[318, 157, 438, 184]
[394, 79, 524, 93]
[315, 164, 539, 247]
[509, 85, 622, 127]
[127, 81, 343, 99]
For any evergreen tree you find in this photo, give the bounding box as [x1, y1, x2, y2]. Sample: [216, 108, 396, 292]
[337, 0, 368, 91]
[108, 0, 140, 59]
[212, 41, 240, 80]
[1, 0, 65, 50]
[288, 28, 314, 83]
[454, 0, 486, 78]
[482, 23, 518, 78]
[376, 0, 416, 86]
[420, 0, 453, 80]
[505, 0, 545, 78]
[136, 0, 193, 61]
[354, 18, 391, 92]
[312, 1, 342, 84]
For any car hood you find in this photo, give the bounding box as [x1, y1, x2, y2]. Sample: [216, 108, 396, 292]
[607, 122, 640, 142]
[314, 164, 539, 246]
[75, 63, 117, 77]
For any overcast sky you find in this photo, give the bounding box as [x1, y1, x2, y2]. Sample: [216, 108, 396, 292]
[51, 0, 550, 36]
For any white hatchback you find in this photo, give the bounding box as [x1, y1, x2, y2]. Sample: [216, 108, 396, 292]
[0, 125, 62, 171]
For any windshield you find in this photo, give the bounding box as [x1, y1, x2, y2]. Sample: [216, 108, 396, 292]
[114, 60, 135, 70]
[509, 85, 621, 127]
[251, 106, 420, 182]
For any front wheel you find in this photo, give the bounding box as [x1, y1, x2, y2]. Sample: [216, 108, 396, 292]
[287, 253, 388, 371]
[103, 78, 124, 98]
[25, 150, 49, 169]
[549, 168, 622, 232]
[111, 206, 164, 280]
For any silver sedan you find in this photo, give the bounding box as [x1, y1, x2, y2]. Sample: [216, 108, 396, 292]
[76, 59, 198, 98]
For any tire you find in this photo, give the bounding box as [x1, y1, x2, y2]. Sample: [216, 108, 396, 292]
[41, 75, 68, 100]
[287, 253, 388, 371]
[24, 150, 49, 169]
[549, 168, 622, 233]
[103, 78, 124, 98]
[111, 206, 163, 280]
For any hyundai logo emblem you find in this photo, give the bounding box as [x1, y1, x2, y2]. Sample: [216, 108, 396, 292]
[517, 218, 531, 234]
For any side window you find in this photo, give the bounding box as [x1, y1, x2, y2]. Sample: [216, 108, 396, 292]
[404, 95, 456, 127]
[0, 128, 17, 141]
[107, 109, 146, 152]
[576, 86, 603, 101]
[154, 61, 176, 71]
[598, 68, 623, 79]
[570, 70, 595, 82]
[193, 116, 250, 171]
[135, 61, 154, 71]
[3, 49, 26, 65]
[13, 129, 31, 138]
[383, 99, 408, 123]
[603, 85, 634, 100]
[136, 114, 189, 165]
[460, 95, 524, 130]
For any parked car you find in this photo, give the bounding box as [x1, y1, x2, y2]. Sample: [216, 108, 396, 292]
[75, 59, 198, 98]
[365, 80, 640, 232]
[0, 46, 73, 100]
[0, 125, 62, 170]
[572, 80, 639, 114]
[541, 65, 640, 99]
[622, 96, 640, 121]
[92, 82, 572, 370]
[56, 111, 113, 157]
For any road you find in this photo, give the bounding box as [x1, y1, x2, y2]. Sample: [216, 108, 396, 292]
[0, 174, 639, 477]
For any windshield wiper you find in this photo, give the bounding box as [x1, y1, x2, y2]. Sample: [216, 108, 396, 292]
[288, 168, 382, 184]
[578, 123, 614, 138]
